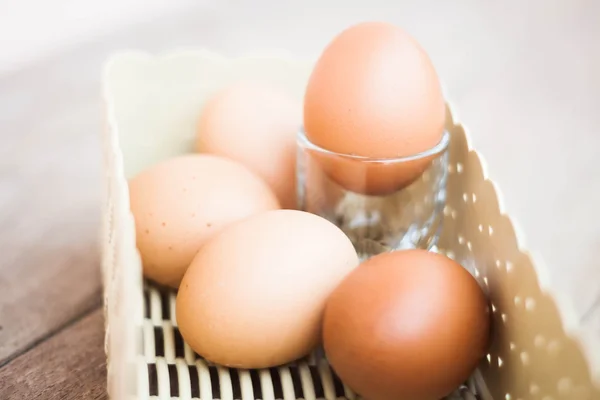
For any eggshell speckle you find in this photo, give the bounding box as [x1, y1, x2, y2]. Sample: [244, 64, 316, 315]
[323, 250, 490, 400]
[176, 209, 359, 369]
[129, 154, 280, 288]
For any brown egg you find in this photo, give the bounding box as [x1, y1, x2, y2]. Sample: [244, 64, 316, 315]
[303, 22, 446, 195]
[176, 209, 359, 369]
[129, 154, 279, 288]
[304, 21, 445, 158]
[197, 81, 301, 209]
[323, 250, 490, 400]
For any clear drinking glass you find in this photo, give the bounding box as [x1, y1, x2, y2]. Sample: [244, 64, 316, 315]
[297, 128, 449, 261]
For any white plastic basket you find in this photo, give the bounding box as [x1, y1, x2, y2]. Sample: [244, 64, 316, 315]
[101, 50, 600, 400]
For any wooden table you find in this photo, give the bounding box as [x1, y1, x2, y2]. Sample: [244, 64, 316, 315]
[1, 1, 598, 398]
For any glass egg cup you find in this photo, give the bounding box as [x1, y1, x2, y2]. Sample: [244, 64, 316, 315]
[297, 128, 450, 261]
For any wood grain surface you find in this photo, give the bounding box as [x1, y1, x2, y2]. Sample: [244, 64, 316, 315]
[0, 309, 107, 399]
[0, 0, 598, 398]
[0, 52, 103, 366]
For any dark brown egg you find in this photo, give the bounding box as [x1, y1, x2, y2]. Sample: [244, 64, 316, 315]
[323, 250, 490, 400]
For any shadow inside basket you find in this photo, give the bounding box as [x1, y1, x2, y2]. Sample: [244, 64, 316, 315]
[141, 280, 480, 400]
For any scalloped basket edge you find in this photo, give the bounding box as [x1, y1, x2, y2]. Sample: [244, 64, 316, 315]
[446, 100, 600, 386]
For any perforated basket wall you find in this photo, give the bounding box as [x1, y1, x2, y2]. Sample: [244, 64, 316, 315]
[101, 51, 600, 400]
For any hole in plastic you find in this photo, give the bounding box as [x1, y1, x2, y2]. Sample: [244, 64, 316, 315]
[548, 340, 562, 356]
[558, 377, 573, 394]
[525, 297, 536, 311]
[534, 335, 547, 348]
[530, 384, 540, 395]
[514, 296, 522, 306]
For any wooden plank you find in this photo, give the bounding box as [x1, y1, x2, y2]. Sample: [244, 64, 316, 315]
[0, 121, 103, 365]
[0, 22, 105, 364]
[0, 308, 107, 400]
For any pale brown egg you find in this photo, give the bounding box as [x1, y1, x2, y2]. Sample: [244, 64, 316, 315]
[196, 81, 301, 209]
[176, 209, 359, 369]
[303, 22, 446, 195]
[323, 250, 490, 400]
[129, 154, 280, 288]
